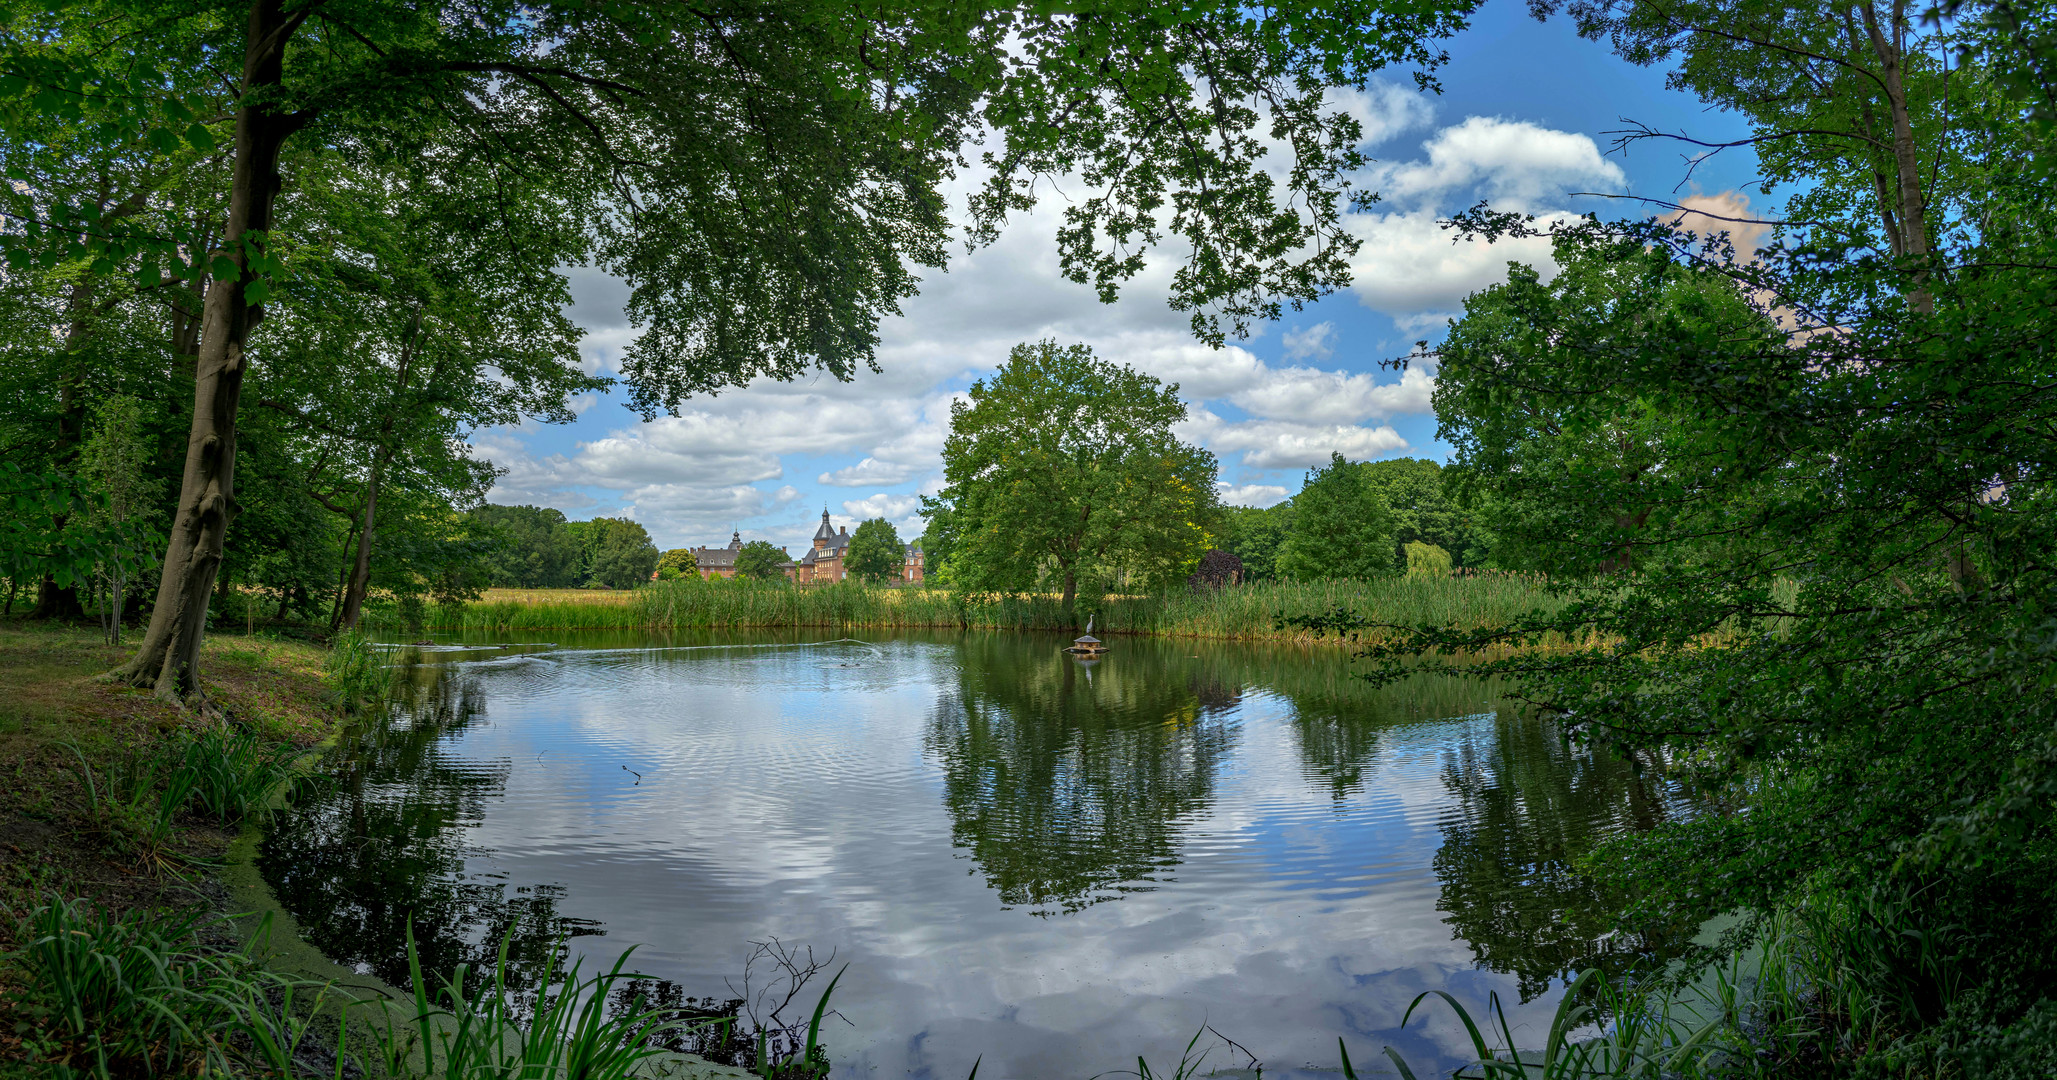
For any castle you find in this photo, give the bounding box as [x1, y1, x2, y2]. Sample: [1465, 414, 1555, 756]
[792, 508, 925, 585]
[689, 509, 923, 584]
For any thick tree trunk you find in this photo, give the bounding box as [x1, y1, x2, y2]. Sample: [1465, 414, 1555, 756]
[114, 0, 308, 703]
[1060, 566, 1077, 624]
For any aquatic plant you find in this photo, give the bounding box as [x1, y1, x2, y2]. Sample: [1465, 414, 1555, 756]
[327, 628, 394, 713]
[365, 574, 1566, 644]
[356, 921, 692, 1080]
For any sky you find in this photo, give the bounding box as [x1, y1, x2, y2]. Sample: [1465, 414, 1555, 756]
[475, 0, 1767, 557]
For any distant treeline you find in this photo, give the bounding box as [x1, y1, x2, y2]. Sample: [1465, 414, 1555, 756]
[1213, 456, 1487, 582]
[468, 505, 658, 590]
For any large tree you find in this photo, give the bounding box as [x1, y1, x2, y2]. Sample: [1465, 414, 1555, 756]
[845, 518, 904, 585]
[1276, 452, 1396, 581]
[732, 540, 791, 583]
[1, 0, 1482, 703]
[572, 518, 657, 590]
[1308, 1, 2057, 1064]
[472, 505, 583, 589]
[923, 340, 1221, 618]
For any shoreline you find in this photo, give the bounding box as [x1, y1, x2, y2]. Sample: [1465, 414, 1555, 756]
[0, 622, 748, 1079]
[364, 575, 1565, 644]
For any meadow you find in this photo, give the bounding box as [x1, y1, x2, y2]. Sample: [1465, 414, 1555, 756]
[364, 572, 1565, 643]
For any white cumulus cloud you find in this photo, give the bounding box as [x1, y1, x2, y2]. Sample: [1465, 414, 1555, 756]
[842, 494, 923, 522]
[1217, 483, 1291, 508]
[1282, 322, 1336, 361]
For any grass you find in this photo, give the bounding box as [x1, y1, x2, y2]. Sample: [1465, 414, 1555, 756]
[0, 620, 348, 1077]
[366, 573, 1563, 644]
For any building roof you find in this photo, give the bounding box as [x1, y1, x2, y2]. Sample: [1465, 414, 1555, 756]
[692, 530, 746, 568]
[812, 508, 839, 544]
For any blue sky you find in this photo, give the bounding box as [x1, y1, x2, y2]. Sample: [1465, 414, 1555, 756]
[474, 0, 1767, 556]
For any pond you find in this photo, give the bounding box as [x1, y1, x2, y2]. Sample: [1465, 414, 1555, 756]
[259, 630, 1694, 1079]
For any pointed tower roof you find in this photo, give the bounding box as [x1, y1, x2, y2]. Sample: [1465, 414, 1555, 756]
[813, 507, 837, 543]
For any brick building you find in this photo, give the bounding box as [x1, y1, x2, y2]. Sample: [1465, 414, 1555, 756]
[688, 531, 796, 580]
[792, 508, 925, 585]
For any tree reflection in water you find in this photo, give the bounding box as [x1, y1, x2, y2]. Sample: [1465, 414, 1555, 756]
[1431, 714, 1696, 1001]
[260, 659, 603, 995]
[263, 634, 1698, 1024]
[925, 638, 1238, 914]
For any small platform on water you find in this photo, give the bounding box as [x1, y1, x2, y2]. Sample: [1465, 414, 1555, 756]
[1064, 633, 1107, 655]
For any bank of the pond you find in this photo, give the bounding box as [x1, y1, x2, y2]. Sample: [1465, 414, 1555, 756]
[369, 573, 1565, 641]
[0, 622, 343, 1076]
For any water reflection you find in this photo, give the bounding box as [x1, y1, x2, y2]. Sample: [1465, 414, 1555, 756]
[1432, 716, 1692, 1000]
[926, 640, 1238, 913]
[257, 631, 1701, 1078]
[261, 666, 602, 992]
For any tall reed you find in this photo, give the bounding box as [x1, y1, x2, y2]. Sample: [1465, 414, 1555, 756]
[368, 574, 1561, 643]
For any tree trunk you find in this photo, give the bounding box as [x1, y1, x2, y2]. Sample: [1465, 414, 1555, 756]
[114, 0, 309, 703]
[339, 462, 385, 630]
[1861, 0, 1932, 312]
[328, 519, 360, 634]
[338, 307, 422, 632]
[1061, 566, 1077, 624]
[30, 272, 102, 621]
[30, 576, 86, 621]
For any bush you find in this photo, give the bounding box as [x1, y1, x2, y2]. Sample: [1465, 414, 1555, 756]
[1404, 541, 1452, 577]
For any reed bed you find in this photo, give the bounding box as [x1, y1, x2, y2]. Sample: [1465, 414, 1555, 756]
[367, 573, 1561, 643]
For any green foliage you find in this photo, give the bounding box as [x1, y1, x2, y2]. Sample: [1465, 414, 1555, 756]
[68, 741, 198, 858]
[1297, 2, 2057, 1065]
[572, 517, 659, 590]
[923, 340, 1221, 615]
[734, 540, 792, 582]
[1276, 453, 1396, 581]
[327, 629, 393, 714]
[1362, 457, 1474, 567]
[364, 922, 684, 1080]
[472, 504, 586, 588]
[175, 725, 299, 823]
[0, 464, 156, 593]
[19, 896, 222, 1078]
[655, 547, 699, 581]
[1404, 541, 1452, 577]
[223, 416, 340, 623]
[1214, 502, 1294, 580]
[845, 518, 904, 584]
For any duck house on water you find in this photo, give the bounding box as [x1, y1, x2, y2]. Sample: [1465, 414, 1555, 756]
[1065, 616, 1108, 655]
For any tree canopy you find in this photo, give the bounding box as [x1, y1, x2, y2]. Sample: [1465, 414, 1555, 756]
[655, 548, 699, 581]
[845, 518, 904, 584]
[1300, 0, 2057, 1065]
[733, 540, 791, 582]
[1276, 453, 1397, 581]
[922, 340, 1221, 618]
[570, 518, 658, 590]
[0, 0, 1488, 700]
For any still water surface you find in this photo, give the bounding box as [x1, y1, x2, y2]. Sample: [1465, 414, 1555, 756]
[260, 631, 1690, 1079]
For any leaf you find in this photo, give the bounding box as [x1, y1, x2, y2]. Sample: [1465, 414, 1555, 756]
[184, 122, 214, 152]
